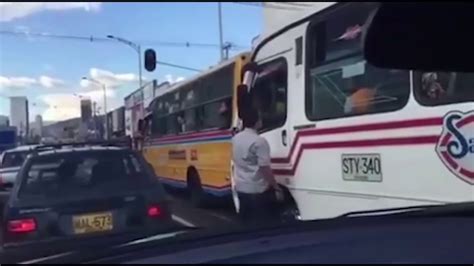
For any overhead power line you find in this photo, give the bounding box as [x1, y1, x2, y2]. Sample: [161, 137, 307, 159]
[0, 30, 248, 50]
[0, 30, 110, 42]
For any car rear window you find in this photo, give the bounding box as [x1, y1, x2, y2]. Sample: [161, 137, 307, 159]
[1, 151, 31, 168]
[19, 151, 151, 198]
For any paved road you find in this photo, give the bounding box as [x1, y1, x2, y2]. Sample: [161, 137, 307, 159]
[168, 191, 241, 229]
[0, 190, 241, 263]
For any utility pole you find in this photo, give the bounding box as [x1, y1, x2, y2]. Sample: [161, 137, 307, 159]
[218, 2, 224, 61]
[223, 42, 232, 60]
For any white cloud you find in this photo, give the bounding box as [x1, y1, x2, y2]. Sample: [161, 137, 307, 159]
[165, 74, 185, 84]
[39, 75, 64, 89]
[0, 76, 36, 89]
[39, 88, 120, 121]
[0, 75, 64, 90]
[0, 2, 101, 22]
[82, 68, 139, 89]
[76, 88, 116, 100]
[40, 94, 80, 121]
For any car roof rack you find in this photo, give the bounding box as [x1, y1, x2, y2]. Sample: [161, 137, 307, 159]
[33, 139, 131, 153]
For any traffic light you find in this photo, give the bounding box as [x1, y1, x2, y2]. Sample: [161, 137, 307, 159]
[144, 49, 156, 72]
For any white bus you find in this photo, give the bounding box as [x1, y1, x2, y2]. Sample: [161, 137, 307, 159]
[236, 2, 473, 221]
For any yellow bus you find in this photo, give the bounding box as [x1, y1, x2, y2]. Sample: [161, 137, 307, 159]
[142, 52, 250, 207]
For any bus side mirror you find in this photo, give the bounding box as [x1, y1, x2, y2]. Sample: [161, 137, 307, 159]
[144, 49, 157, 72]
[363, 3, 474, 72]
[237, 84, 249, 119]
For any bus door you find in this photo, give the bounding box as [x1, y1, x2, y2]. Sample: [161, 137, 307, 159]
[251, 58, 291, 180]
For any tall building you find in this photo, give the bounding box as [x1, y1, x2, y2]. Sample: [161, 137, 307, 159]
[9, 96, 29, 137]
[34, 114, 43, 137]
[0, 115, 9, 127]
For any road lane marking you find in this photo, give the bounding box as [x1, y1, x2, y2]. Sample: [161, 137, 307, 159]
[171, 214, 196, 227]
[117, 231, 186, 247]
[206, 211, 236, 224]
[20, 251, 75, 264]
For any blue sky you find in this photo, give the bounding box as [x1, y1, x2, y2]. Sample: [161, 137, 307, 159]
[0, 2, 262, 121]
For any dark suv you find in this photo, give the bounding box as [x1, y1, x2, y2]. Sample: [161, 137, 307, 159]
[1, 143, 172, 249]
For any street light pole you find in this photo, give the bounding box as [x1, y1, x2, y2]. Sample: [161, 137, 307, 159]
[107, 35, 143, 88]
[137, 45, 143, 88]
[82, 77, 108, 140]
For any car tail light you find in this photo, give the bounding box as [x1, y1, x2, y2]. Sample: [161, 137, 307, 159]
[8, 219, 37, 233]
[147, 205, 162, 218]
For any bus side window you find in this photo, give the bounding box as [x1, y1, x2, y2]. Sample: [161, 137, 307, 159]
[305, 3, 410, 121]
[218, 99, 232, 129]
[184, 108, 198, 133]
[166, 114, 179, 135]
[252, 58, 288, 132]
[413, 71, 474, 106]
[200, 99, 232, 130]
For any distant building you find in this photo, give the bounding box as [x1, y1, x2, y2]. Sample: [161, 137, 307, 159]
[10, 96, 29, 138]
[42, 117, 83, 141]
[124, 84, 145, 140]
[0, 115, 9, 127]
[34, 114, 43, 137]
[80, 99, 92, 122]
[110, 106, 125, 138]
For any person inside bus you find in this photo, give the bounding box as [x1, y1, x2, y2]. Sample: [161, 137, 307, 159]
[421, 72, 447, 100]
[177, 113, 186, 133]
[232, 108, 284, 225]
[343, 63, 387, 115]
[218, 99, 232, 129]
[344, 86, 376, 114]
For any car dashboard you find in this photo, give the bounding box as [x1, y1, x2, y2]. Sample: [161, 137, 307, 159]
[81, 216, 474, 264]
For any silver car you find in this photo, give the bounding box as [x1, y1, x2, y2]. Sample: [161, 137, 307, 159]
[0, 145, 39, 190]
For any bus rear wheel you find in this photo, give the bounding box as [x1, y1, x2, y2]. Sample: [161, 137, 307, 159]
[187, 169, 208, 208]
[279, 187, 301, 223]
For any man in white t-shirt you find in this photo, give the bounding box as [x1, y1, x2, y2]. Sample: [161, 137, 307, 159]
[232, 110, 283, 224]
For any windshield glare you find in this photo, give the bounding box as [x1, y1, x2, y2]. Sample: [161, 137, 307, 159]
[0, 2, 472, 264]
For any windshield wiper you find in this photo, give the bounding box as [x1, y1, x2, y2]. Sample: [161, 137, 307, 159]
[338, 201, 474, 218]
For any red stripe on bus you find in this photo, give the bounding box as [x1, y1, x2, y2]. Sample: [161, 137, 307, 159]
[272, 135, 440, 176]
[440, 133, 451, 147]
[148, 129, 231, 142]
[271, 117, 443, 164]
[456, 114, 474, 127]
[433, 114, 473, 147]
[459, 168, 474, 179]
[441, 151, 459, 170]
